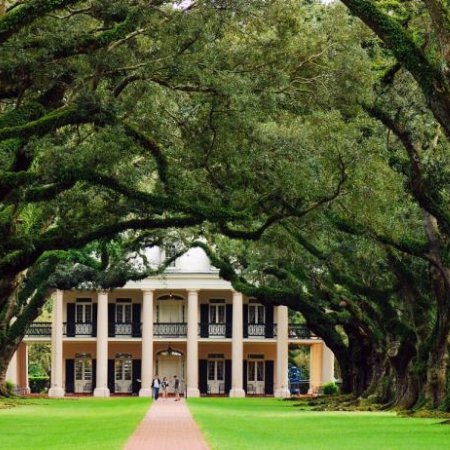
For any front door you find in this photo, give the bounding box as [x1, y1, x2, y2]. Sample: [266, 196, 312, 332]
[156, 354, 184, 394]
[74, 356, 92, 393]
[247, 360, 265, 395]
[207, 359, 225, 394]
[157, 300, 184, 322]
[115, 356, 132, 393]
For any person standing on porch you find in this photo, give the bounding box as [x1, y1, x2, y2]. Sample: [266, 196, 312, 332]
[161, 377, 168, 398]
[174, 375, 180, 401]
[151, 375, 161, 400]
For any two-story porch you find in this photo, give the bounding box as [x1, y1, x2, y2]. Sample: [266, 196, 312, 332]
[11, 272, 334, 397]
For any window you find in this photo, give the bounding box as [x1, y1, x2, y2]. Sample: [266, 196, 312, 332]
[75, 356, 92, 381]
[248, 361, 264, 382]
[248, 304, 265, 324]
[165, 244, 177, 267]
[76, 303, 92, 323]
[208, 360, 224, 381]
[115, 357, 132, 381]
[208, 361, 216, 381]
[116, 304, 132, 323]
[209, 304, 225, 324]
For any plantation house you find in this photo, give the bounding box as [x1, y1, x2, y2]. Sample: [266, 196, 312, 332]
[7, 247, 334, 397]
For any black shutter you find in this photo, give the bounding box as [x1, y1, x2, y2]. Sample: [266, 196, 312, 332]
[92, 359, 96, 393]
[243, 360, 248, 393]
[67, 304, 75, 337]
[108, 359, 115, 393]
[200, 305, 209, 338]
[132, 360, 141, 394]
[243, 304, 249, 338]
[132, 303, 141, 338]
[265, 304, 274, 338]
[265, 360, 274, 395]
[65, 359, 74, 393]
[92, 304, 98, 337]
[108, 303, 115, 337]
[225, 360, 232, 394]
[226, 304, 232, 338]
[199, 359, 208, 394]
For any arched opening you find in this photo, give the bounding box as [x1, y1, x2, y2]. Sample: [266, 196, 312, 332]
[155, 347, 185, 395]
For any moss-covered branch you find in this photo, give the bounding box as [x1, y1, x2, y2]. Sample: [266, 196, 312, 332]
[0, 98, 106, 141]
[0, 0, 80, 43]
[341, 0, 450, 138]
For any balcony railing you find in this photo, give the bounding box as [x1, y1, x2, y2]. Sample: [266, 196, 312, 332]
[26, 322, 52, 336]
[244, 323, 277, 338]
[26, 321, 318, 340]
[64, 322, 94, 336]
[288, 324, 318, 339]
[154, 322, 187, 338]
[108, 322, 141, 337]
[198, 322, 232, 338]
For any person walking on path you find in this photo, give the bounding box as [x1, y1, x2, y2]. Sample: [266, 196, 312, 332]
[161, 377, 168, 398]
[151, 375, 161, 400]
[174, 375, 180, 401]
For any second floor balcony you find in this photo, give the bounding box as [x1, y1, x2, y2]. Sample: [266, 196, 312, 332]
[26, 322, 317, 340]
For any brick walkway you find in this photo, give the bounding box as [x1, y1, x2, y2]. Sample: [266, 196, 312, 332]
[124, 398, 210, 450]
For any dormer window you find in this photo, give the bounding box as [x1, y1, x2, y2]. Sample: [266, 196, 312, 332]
[165, 244, 177, 267]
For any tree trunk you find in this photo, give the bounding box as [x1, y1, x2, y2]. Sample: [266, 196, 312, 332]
[425, 316, 450, 407]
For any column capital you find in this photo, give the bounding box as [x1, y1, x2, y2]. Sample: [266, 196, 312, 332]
[187, 288, 200, 294]
[141, 288, 155, 294]
[97, 290, 109, 297]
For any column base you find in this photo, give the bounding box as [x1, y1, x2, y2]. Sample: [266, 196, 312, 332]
[93, 387, 110, 397]
[139, 388, 153, 397]
[48, 387, 65, 398]
[229, 388, 246, 398]
[186, 387, 200, 398]
[274, 388, 290, 398]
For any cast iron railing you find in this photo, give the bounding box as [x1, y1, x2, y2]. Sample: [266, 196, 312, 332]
[26, 322, 52, 337]
[26, 321, 318, 340]
[64, 322, 93, 336]
[288, 324, 318, 339]
[115, 322, 133, 336]
[244, 323, 277, 338]
[153, 322, 187, 337]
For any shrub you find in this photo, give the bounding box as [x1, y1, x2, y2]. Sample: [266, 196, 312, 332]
[6, 380, 15, 395]
[323, 382, 339, 395]
[29, 376, 49, 393]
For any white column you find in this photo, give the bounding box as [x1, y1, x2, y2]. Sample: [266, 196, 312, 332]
[230, 291, 245, 397]
[186, 289, 200, 397]
[6, 351, 17, 387]
[321, 344, 335, 384]
[94, 291, 110, 397]
[139, 290, 154, 397]
[49, 290, 64, 397]
[275, 305, 290, 398]
[308, 343, 323, 394]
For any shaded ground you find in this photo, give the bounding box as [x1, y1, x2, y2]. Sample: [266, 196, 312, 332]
[187, 398, 450, 450]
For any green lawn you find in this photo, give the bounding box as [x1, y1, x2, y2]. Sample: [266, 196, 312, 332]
[188, 398, 450, 450]
[0, 397, 150, 450]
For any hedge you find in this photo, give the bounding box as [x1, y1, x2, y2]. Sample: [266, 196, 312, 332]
[29, 376, 49, 393]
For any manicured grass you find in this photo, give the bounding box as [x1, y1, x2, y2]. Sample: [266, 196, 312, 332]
[0, 397, 150, 450]
[188, 398, 450, 450]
